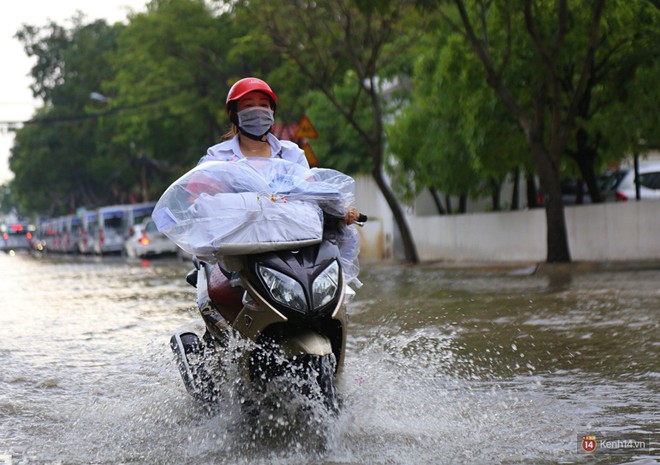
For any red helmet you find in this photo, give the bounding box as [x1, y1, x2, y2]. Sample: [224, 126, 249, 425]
[225, 77, 278, 114]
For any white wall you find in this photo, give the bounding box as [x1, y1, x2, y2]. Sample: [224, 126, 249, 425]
[356, 177, 660, 261]
[405, 202, 660, 262]
[408, 209, 547, 262]
[355, 174, 660, 263]
[353, 175, 395, 260]
[566, 201, 660, 261]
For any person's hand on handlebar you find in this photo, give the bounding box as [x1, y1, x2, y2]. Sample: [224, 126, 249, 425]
[345, 208, 368, 225]
[344, 207, 360, 225]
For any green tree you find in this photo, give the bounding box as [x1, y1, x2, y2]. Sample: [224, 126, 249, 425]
[234, 0, 422, 263]
[103, 0, 236, 196]
[588, 3, 660, 168]
[430, 0, 613, 262]
[0, 184, 17, 215]
[387, 27, 528, 213]
[302, 82, 373, 174]
[556, 0, 660, 203]
[11, 17, 126, 214]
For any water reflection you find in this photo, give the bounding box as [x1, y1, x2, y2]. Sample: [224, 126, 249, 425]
[0, 253, 657, 464]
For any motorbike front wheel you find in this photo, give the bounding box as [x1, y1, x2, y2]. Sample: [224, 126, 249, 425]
[170, 331, 218, 405]
[248, 349, 339, 415]
[309, 353, 339, 415]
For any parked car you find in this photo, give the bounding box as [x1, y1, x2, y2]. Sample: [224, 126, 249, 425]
[124, 219, 179, 258]
[1, 223, 33, 253]
[559, 175, 615, 205]
[558, 163, 660, 205]
[612, 162, 660, 201]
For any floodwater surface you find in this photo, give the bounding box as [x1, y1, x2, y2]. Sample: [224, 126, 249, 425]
[0, 253, 657, 464]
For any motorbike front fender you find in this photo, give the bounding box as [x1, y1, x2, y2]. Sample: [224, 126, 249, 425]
[278, 330, 333, 358]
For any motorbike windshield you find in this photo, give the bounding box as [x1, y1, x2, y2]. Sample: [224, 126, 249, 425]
[152, 158, 356, 261]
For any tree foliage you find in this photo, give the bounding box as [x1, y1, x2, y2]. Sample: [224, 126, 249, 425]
[387, 26, 528, 208]
[236, 0, 423, 262]
[302, 77, 373, 174]
[11, 18, 126, 214]
[0, 184, 16, 215]
[420, 0, 660, 262]
[102, 0, 237, 195]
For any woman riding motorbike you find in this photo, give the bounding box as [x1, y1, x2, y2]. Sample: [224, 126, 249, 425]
[154, 77, 364, 409]
[186, 77, 359, 325]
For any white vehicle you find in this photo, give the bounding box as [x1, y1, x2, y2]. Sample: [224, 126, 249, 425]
[613, 162, 660, 201]
[124, 219, 179, 258]
[76, 210, 98, 254]
[48, 217, 65, 253]
[92, 205, 131, 255]
[127, 202, 157, 229]
[61, 214, 84, 254]
[38, 219, 59, 253]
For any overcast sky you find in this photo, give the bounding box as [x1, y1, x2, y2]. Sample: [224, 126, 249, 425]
[0, 0, 149, 185]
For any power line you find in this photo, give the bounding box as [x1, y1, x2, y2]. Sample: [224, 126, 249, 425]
[0, 84, 197, 130]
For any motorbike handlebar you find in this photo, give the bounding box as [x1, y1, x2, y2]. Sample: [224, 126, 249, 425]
[325, 211, 368, 226]
[353, 212, 368, 227]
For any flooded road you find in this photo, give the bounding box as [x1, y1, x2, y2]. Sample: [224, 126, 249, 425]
[0, 253, 657, 464]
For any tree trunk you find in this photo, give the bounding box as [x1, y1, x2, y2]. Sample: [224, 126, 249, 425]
[544, 194, 571, 262]
[429, 188, 447, 215]
[526, 170, 539, 208]
[531, 143, 571, 262]
[490, 178, 501, 211]
[459, 194, 467, 213]
[366, 82, 419, 263]
[372, 167, 419, 263]
[570, 128, 602, 203]
[511, 167, 520, 210]
[575, 179, 585, 204]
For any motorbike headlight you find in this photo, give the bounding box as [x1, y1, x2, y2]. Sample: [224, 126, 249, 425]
[258, 265, 307, 312]
[313, 260, 339, 309]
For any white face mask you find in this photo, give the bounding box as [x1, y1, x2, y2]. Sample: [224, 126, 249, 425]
[237, 107, 274, 137]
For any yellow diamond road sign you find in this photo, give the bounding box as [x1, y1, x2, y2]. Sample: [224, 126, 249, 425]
[295, 115, 319, 139]
[301, 142, 319, 167]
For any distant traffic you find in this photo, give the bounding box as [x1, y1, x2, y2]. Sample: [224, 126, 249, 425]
[1, 202, 180, 258]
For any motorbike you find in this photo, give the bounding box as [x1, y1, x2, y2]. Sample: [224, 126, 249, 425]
[170, 212, 366, 415]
